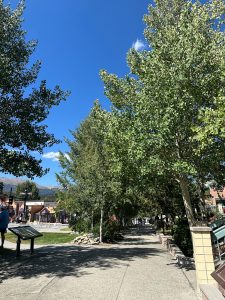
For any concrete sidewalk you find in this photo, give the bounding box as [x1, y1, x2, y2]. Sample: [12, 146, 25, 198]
[0, 227, 198, 300]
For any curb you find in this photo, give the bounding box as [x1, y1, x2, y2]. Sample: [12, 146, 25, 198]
[158, 233, 195, 268]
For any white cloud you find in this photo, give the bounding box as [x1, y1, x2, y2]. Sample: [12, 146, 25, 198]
[42, 152, 60, 162]
[42, 151, 71, 162]
[132, 39, 145, 51]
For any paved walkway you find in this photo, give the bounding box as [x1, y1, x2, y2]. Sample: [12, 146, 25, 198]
[0, 227, 198, 300]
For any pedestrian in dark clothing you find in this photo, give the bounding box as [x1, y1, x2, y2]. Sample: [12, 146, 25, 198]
[0, 206, 9, 248]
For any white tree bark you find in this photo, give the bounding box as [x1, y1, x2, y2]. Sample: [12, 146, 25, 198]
[99, 208, 104, 243]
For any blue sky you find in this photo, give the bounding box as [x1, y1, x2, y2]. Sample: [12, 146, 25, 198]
[1, 0, 151, 187]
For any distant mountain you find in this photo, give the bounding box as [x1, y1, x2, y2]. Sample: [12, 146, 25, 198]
[0, 177, 59, 197]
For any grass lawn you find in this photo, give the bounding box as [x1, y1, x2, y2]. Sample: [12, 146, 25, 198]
[60, 226, 71, 231]
[5, 232, 76, 245]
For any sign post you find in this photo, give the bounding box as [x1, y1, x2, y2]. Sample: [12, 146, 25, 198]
[9, 226, 43, 256]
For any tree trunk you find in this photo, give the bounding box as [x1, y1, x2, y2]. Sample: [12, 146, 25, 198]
[177, 175, 196, 227]
[122, 217, 125, 227]
[198, 183, 207, 220]
[99, 208, 104, 243]
[161, 214, 165, 234]
[91, 211, 94, 232]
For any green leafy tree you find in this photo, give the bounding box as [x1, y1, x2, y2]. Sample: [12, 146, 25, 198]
[16, 180, 40, 200]
[57, 102, 119, 241]
[101, 107, 143, 224]
[0, 1, 69, 178]
[100, 0, 225, 226]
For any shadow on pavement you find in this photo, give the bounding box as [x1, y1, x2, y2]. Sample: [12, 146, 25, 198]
[0, 227, 161, 283]
[166, 260, 195, 271]
[120, 236, 159, 246]
[123, 226, 156, 236]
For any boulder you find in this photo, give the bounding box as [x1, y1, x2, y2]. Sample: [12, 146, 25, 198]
[73, 234, 100, 245]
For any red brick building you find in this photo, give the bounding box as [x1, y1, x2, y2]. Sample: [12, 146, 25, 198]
[208, 188, 225, 214]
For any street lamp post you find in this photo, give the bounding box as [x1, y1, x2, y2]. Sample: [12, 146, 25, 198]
[20, 189, 32, 223]
[24, 189, 28, 220]
[8, 187, 14, 205]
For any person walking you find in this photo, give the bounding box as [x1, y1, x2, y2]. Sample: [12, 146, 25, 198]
[0, 205, 9, 248]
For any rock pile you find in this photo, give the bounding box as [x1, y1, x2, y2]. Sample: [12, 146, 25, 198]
[73, 233, 100, 245]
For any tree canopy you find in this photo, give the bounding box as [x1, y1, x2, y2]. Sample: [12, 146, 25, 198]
[16, 180, 40, 200]
[57, 0, 224, 236]
[100, 0, 225, 225]
[0, 1, 69, 178]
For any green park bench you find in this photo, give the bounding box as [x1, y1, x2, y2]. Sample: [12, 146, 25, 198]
[208, 218, 225, 230]
[211, 225, 225, 262]
[9, 225, 43, 257]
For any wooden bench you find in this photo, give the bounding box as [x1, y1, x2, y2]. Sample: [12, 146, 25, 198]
[9, 225, 43, 257]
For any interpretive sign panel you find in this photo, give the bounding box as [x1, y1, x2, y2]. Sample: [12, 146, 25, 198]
[9, 226, 43, 256]
[9, 226, 43, 240]
[211, 262, 225, 296]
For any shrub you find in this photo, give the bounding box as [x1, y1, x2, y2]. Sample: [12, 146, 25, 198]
[103, 220, 121, 241]
[172, 218, 193, 257]
[92, 223, 100, 237]
[92, 220, 122, 242]
[69, 217, 91, 233]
